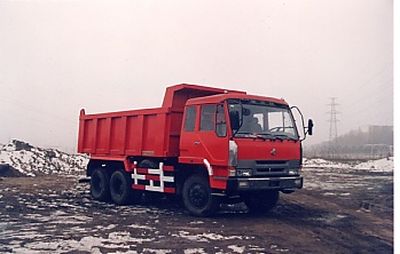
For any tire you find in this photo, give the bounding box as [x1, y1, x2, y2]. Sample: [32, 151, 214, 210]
[109, 170, 134, 205]
[182, 175, 220, 217]
[244, 191, 279, 214]
[90, 168, 110, 201]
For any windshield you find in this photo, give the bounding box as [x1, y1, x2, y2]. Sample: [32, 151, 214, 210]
[228, 99, 299, 140]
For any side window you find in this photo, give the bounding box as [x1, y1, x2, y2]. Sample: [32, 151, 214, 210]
[184, 106, 196, 132]
[216, 104, 227, 137]
[200, 104, 216, 131]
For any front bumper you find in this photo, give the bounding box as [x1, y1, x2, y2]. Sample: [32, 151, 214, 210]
[226, 176, 303, 193]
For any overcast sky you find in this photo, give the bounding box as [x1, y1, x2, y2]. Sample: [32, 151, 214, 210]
[0, 0, 393, 152]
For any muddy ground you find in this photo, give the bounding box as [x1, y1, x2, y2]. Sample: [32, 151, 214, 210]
[0, 167, 393, 254]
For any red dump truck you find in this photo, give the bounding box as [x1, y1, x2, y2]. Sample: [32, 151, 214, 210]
[78, 84, 313, 216]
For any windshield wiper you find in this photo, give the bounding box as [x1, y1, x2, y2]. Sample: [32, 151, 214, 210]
[235, 132, 276, 141]
[255, 133, 278, 141]
[235, 132, 257, 138]
[271, 133, 298, 141]
[237, 132, 279, 141]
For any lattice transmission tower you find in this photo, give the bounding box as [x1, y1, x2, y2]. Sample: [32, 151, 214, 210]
[327, 97, 340, 143]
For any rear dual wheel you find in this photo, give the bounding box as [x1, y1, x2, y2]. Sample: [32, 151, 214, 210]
[90, 168, 136, 205]
[109, 170, 135, 205]
[90, 169, 110, 201]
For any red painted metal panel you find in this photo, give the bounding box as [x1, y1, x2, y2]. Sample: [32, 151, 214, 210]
[125, 115, 141, 155]
[166, 111, 183, 156]
[132, 184, 146, 190]
[145, 175, 160, 181]
[78, 108, 179, 158]
[162, 84, 245, 110]
[77, 110, 86, 152]
[91, 155, 126, 161]
[162, 165, 174, 172]
[110, 117, 126, 155]
[236, 139, 301, 161]
[142, 114, 160, 156]
[95, 118, 109, 154]
[136, 168, 148, 174]
[164, 187, 176, 193]
[82, 119, 95, 153]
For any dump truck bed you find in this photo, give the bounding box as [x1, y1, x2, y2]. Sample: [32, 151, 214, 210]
[77, 107, 183, 157]
[77, 84, 245, 158]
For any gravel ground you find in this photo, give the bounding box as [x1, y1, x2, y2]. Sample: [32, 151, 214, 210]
[0, 167, 393, 253]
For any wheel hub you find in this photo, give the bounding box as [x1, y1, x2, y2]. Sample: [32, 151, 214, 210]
[189, 184, 208, 208]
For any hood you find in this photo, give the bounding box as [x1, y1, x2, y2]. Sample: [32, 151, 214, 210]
[235, 138, 301, 161]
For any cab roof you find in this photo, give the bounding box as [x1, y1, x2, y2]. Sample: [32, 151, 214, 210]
[186, 92, 288, 106]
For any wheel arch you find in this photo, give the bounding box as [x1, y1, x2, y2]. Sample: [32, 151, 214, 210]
[175, 163, 210, 196]
[87, 159, 125, 177]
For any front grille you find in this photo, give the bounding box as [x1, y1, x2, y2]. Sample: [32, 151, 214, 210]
[254, 160, 287, 175]
[257, 168, 285, 173]
[256, 160, 286, 165]
[237, 159, 300, 177]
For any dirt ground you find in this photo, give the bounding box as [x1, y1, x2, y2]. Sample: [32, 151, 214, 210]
[0, 167, 393, 254]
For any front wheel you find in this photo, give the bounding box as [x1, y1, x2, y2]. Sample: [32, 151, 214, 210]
[182, 175, 220, 217]
[243, 191, 279, 214]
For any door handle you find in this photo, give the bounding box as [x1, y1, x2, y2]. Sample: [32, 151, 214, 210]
[194, 141, 201, 145]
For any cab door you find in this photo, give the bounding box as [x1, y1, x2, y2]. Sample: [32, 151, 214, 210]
[196, 103, 229, 166]
[179, 105, 202, 163]
[179, 103, 229, 166]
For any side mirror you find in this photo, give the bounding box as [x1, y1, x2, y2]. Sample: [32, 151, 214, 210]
[229, 111, 240, 130]
[307, 119, 314, 135]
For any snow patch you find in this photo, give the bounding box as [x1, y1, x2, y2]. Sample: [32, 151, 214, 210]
[184, 248, 206, 254]
[353, 157, 394, 172]
[0, 139, 88, 176]
[303, 158, 349, 169]
[142, 248, 172, 254]
[173, 231, 243, 242]
[303, 157, 393, 172]
[228, 245, 245, 253]
[128, 224, 155, 230]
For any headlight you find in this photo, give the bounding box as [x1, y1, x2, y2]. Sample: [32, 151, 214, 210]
[288, 168, 299, 175]
[229, 140, 238, 167]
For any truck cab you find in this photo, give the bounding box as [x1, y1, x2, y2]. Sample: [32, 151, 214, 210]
[178, 92, 312, 215]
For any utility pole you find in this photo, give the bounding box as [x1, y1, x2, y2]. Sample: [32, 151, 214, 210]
[327, 98, 340, 158]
